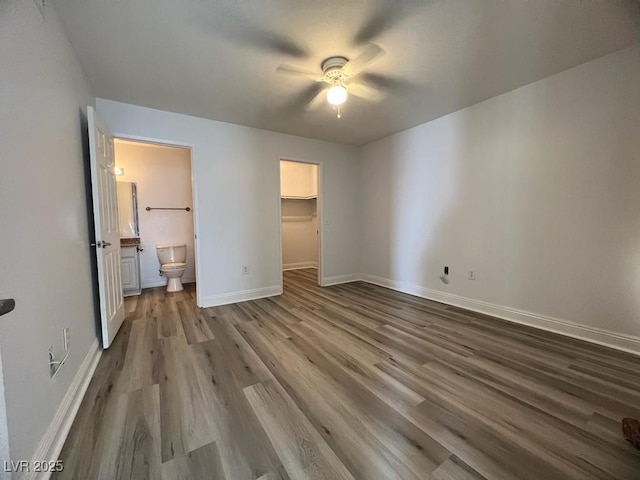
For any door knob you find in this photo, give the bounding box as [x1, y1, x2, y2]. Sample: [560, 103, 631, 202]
[90, 240, 112, 248]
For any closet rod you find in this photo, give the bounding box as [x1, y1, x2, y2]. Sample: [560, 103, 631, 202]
[145, 206, 191, 212]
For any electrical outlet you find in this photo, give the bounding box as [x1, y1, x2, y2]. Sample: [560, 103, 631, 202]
[468, 270, 476, 280]
[242, 265, 249, 275]
[63, 327, 70, 351]
[444, 266, 449, 275]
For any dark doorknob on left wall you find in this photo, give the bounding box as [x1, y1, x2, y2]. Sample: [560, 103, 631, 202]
[0, 299, 15, 317]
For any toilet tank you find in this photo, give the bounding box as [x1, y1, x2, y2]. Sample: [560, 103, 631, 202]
[156, 243, 187, 264]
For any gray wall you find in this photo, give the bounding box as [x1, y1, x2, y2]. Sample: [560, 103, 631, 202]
[0, 0, 96, 463]
[359, 44, 640, 351]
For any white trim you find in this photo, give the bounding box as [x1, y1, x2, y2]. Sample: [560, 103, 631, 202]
[283, 262, 318, 271]
[200, 285, 282, 307]
[360, 274, 640, 356]
[25, 340, 102, 480]
[323, 273, 361, 286]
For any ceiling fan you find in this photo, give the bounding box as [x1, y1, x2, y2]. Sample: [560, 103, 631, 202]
[276, 44, 385, 118]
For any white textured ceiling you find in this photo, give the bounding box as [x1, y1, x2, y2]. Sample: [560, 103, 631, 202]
[53, 0, 640, 145]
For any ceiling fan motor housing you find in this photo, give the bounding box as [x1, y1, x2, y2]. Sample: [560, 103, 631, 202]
[321, 56, 349, 82]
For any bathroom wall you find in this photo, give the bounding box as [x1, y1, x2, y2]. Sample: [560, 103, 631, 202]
[114, 140, 196, 288]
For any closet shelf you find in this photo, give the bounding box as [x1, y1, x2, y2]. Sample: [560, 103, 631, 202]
[282, 215, 316, 222]
[281, 195, 317, 200]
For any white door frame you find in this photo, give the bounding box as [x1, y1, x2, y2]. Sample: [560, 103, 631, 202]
[278, 157, 324, 288]
[112, 135, 201, 306]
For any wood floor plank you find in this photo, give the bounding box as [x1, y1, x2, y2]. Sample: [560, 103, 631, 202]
[177, 299, 215, 344]
[419, 360, 640, 480]
[158, 297, 186, 339]
[188, 339, 285, 479]
[286, 310, 389, 365]
[430, 456, 487, 480]
[55, 275, 640, 480]
[158, 335, 216, 462]
[256, 468, 291, 480]
[450, 354, 595, 426]
[237, 320, 448, 480]
[119, 316, 159, 393]
[378, 358, 640, 480]
[160, 441, 226, 480]
[288, 320, 425, 408]
[96, 385, 161, 480]
[204, 314, 275, 388]
[296, 304, 430, 366]
[245, 380, 356, 480]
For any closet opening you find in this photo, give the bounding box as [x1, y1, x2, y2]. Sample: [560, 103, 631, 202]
[279, 159, 321, 287]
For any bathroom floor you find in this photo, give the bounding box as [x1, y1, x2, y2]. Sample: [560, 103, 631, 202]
[53, 271, 640, 479]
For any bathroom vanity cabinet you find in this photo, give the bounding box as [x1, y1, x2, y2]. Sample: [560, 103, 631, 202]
[120, 246, 141, 296]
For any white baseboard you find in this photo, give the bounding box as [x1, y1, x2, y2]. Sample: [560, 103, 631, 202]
[200, 285, 282, 307]
[360, 274, 640, 356]
[283, 262, 317, 271]
[25, 340, 102, 480]
[322, 273, 362, 286]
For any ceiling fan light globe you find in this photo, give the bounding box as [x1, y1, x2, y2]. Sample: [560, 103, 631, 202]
[327, 85, 348, 106]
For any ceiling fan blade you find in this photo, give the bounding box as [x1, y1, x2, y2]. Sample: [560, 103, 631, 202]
[276, 64, 323, 82]
[342, 44, 385, 77]
[353, 5, 404, 45]
[353, 1, 427, 46]
[305, 88, 328, 111]
[282, 83, 325, 113]
[360, 72, 413, 91]
[348, 82, 383, 101]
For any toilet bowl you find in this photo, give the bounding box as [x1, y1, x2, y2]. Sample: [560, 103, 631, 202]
[156, 243, 187, 292]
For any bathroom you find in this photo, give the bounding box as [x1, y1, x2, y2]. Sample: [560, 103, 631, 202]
[114, 139, 195, 295]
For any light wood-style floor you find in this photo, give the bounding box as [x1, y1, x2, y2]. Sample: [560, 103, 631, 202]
[54, 269, 640, 479]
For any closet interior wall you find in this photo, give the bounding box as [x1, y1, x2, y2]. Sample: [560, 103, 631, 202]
[280, 161, 318, 271]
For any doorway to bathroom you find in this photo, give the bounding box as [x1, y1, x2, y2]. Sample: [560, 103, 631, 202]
[279, 159, 321, 287]
[113, 139, 197, 302]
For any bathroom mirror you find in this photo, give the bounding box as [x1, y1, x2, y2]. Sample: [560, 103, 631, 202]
[116, 181, 140, 237]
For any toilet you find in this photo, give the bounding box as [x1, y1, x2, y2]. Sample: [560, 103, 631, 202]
[156, 243, 187, 292]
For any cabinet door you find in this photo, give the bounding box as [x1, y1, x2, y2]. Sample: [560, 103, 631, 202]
[121, 256, 135, 289]
[120, 247, 140, 295]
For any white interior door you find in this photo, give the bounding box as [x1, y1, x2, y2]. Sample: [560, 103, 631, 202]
[88, 106, 124, 349]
